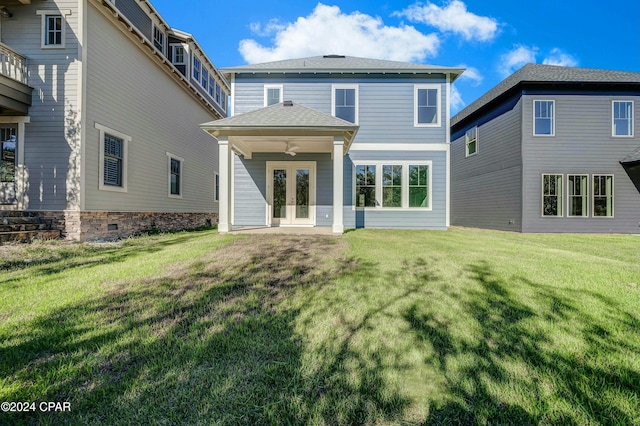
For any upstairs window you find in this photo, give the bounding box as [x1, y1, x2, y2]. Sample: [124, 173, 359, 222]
[208, 76, 215, 97]
[415, 85, 440, 127]
[612, 101, 634, 137]
[193, 57, 201, 82]
[220, 92, 226, 111]
[172, 45, 185, 65]
[332, 85, 358, 124]
[264, 85, 283, 106]
[37, 10, 70, 48]
[215, 83, 221, 105]
[465, 126, 478, 157]
[153, 25, 165, 53]
[202, 68, 209, 91]
[534, 100, 555, 136]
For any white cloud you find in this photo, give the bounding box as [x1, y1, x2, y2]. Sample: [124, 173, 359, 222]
[450, 85, 465, 114]
[249, 19, 285, 37]
[239, 3, 440, 64]
[396, 0, 499, 42]
[456, 64, 483, 86]
[498, 44, 537, 77]
[542, 48, 578, 67]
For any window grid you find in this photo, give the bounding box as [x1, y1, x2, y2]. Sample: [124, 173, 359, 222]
[170, 158, 181, 196]
[215, 83, 221, 105]
[153, 25, 165, 53]
[202, 68, 209, 90]
[382, 165, 403, 208]
[333, 85, 358, 124]
[173, 45, 185, 64]
[416, 88, 438, 125]
[104, 134, 123, 187]
[567, 175, 588, 217]
[0, 128, 16, 183]
[193, 57, 201, 81]
[593, 175, 614, 217]
[266, 88, 281, 106]
[612, 101, 633, 137]
[534, 100, 555, 136]
[465, 127, 478, 157]
[542, 174, 562, 216]
[409, 165, 429, 208]
[46, 15, 63, 46]
[355, 165, 376, 207]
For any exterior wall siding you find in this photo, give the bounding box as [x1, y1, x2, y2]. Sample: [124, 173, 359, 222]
[233, 74, 448, 144]
[1, 0, 80, 211]
[114, 0, 152, 41]
[450, 98, 523, 231]
[343, 150, 448, 229]
[233, 153, 333, 227]
[84, 3, 219, 213]
[521, 93, 640, 233]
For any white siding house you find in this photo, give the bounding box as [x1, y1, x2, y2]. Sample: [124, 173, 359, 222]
[0, 0, 229, 240]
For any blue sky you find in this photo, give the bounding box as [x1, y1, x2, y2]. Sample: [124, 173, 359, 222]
[150, 0, 640, 114]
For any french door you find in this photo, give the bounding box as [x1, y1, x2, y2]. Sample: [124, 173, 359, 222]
[267, 161, 316, 226]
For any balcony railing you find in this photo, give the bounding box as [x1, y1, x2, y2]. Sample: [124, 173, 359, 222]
[0, 42, 27, 85]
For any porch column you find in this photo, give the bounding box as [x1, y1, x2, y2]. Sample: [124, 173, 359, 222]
[218, 137, 231, 233]
[332, 137, 344, 234]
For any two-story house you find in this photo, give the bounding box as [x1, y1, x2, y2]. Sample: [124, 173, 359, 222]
[450, 64, 640, 233]
[0, 0, 229, 241]
[202, 55, 463, 233]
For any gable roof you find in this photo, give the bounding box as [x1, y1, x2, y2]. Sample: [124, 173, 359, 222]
[621, 146, 640, 165]
[200, 101, 359, 147]
[221, 55, 464, 81]
[452, 64, 640, 129]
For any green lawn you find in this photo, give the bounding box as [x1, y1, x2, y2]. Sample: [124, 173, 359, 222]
[0, 228, 639, 425]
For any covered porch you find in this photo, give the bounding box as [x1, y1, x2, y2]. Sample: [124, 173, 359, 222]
[201, 101, 359, 234]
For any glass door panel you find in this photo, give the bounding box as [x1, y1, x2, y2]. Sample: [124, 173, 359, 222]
[272, 169, 287, 220]
[295, 169, 309, 219]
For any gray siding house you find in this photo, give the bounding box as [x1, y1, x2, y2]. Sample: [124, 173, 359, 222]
[0, 0, 229, 240]
[450, 64, 640, 233]
[201, 56, 463, 233]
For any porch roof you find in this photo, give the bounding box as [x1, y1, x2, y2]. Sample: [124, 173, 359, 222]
[200, 101, 359, 153]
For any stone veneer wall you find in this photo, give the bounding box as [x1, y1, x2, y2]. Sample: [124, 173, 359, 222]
[32, 211, 218, 241]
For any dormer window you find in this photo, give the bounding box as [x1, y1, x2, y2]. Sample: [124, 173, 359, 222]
[202, 68, 209, 90]
[172, 45, 185, 65]
[193, 57, 201, 81]
[153, 24, 165, 54]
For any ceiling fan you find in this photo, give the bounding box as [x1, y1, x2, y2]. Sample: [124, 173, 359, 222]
[284, 142, 300, 156]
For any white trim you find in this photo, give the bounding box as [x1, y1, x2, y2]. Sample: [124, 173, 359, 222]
[218, 138, 230, 232]
[171, 43, 186, 65]
[79, 0, 87, 210]
[230, 74, 235, 117]
[541, 173, 563, 217]
[266, 161, 317, 227]
[230, 152, 235, 225]
[414, 84, 441, 127]
[352, 160, 433, 211]
[264, 84, 284, 107]
[16, 122, 26, 209]
[611, 100, 634, 138]
[166, 152, 184, 199]
[446, 75, 451, 228]
[566, 174, 589, 218]
[95, 122, 130, 193]
[0, 117, 30, 124]
[36, 9, 71, 49]
[592, 174, 615, 218]
[349, 143, 449, 151]
[533, 99, 555, 136]
[331, 84, 359, 124]
[333, 139, 344, 233]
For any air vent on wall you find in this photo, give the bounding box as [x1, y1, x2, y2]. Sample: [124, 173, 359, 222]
[283, 100, 293, 107]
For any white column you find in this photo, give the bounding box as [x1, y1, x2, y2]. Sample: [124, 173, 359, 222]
[16, 121, 27, 210]
[332, 137, 344, 234]
[218, 137, 231, 233]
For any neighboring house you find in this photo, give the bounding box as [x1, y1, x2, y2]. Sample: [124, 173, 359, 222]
[202, 55, 463, 233]
[0, 0, 229, 240]
[450, 64, 640, 233]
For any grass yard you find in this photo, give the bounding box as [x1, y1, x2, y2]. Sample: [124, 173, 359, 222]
[0, 228, 639, 425]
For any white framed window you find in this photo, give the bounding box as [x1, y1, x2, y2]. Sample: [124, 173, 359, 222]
[36, 10, 71, 49]
[167, 153, 184, 198]
[152, 24, 165, 54]
[567, 174, 588, 217]
[202, 68, 209, 91]
[332, 84, 358, 124]
[208, 76, 215, 97]
[534, 100, 555, 136]
[465, 126, 478, 157]
[612, 101, 634, 137]
[264, 85, 283, 107]
[193, 57, 201, 82]
[213, 172, 219, 203]
[593, 175, 614, 217]
[0, 127, 17, 183]
[96, 123, 129, 193]
[220, 92, 226, 111]
[172, 44, 185, 65]
[353, 161, 432, 210]
[414, 84, 441, 127]
[542, 174, 562, 216]
[215, 83, 221, 105]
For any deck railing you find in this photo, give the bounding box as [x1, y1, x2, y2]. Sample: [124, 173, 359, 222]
[0, 42, 27, 85]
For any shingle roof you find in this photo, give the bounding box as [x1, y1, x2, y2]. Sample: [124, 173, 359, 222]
[452, 64, 640, 128]
[221, 55, 464, 80]
[621, 146, 640, 164]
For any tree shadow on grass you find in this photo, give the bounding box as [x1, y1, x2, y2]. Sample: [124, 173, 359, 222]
[407, 260, 640, 425]
[0, 235, 422, 425]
